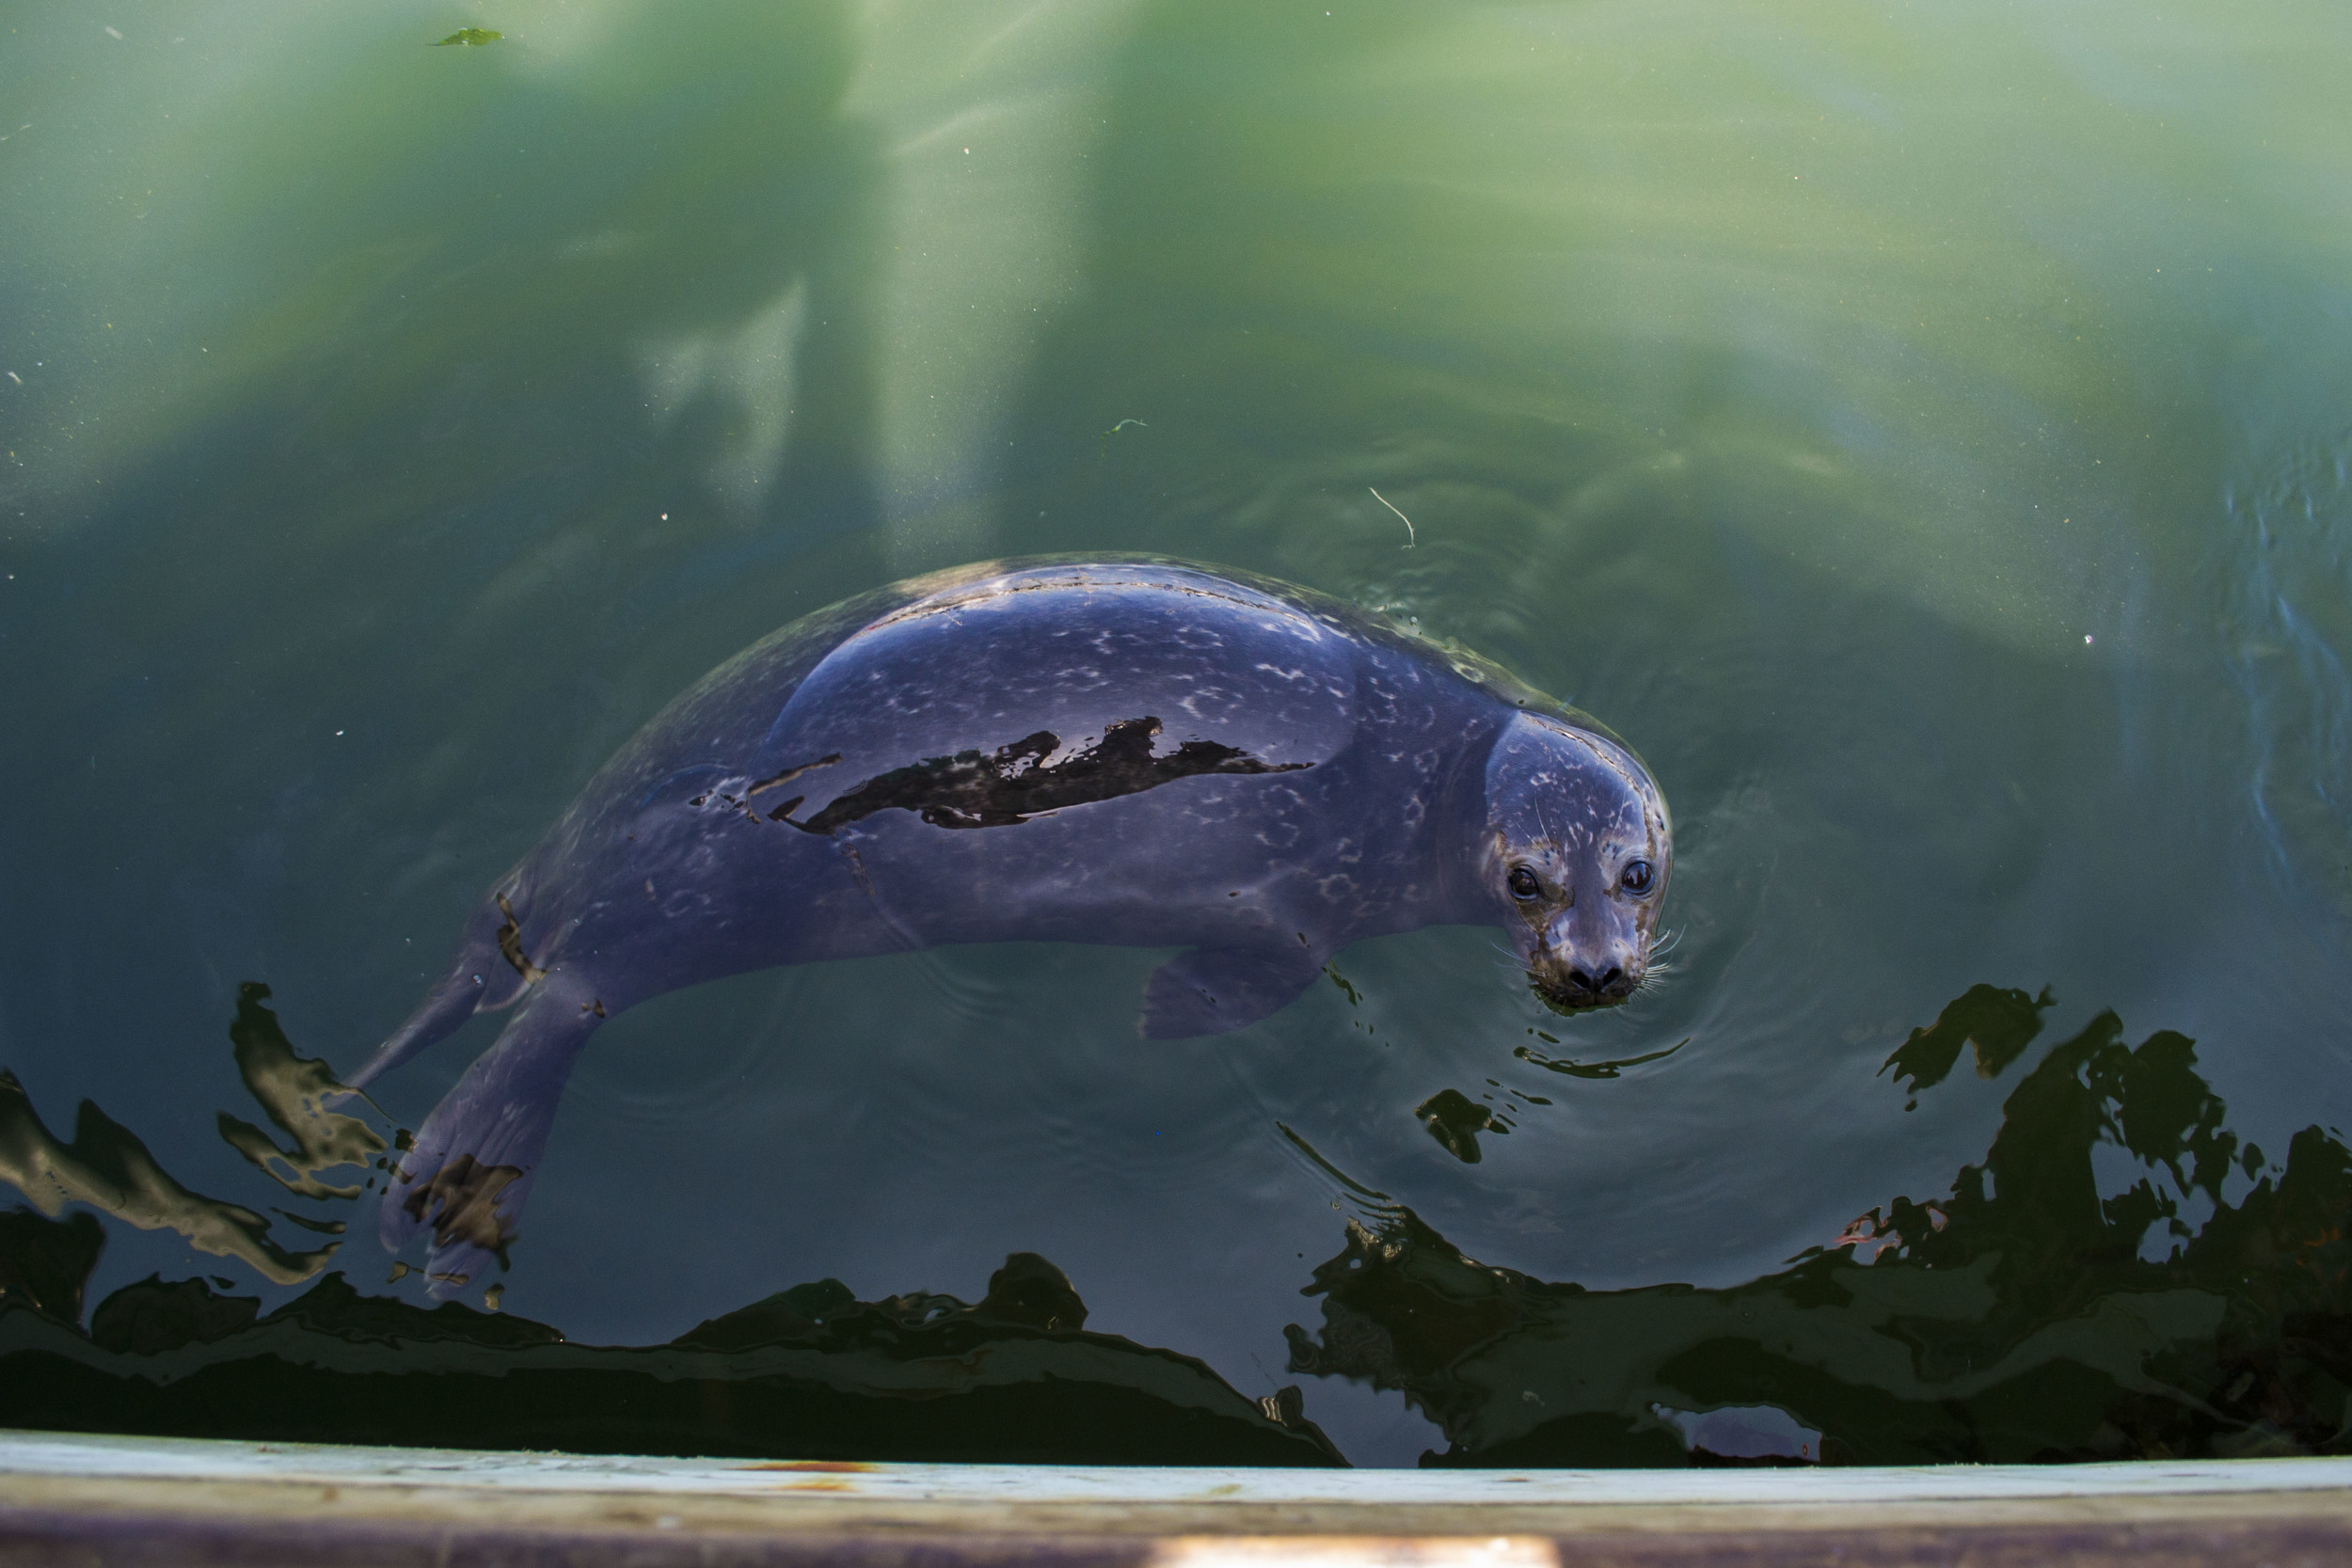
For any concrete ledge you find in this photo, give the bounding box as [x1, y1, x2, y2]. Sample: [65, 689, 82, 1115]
[4, 1431, 2349, 1564]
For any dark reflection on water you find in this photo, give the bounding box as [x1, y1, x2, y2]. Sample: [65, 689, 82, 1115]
[1879, 982, 2057, 1110]
[1414, 1090, 1502, 1164]
[0, 1208, 104, 1327]
[0, 984, 1344, 1464]
[7, 981, 2350, 1465]
[1286, 997, 2352, 1465]
[4, 1212, 1340, 1467]
[3, 1246, 1340, 1465]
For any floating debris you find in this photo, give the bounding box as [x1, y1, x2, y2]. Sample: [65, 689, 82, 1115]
[1369, 486, 1415, 547]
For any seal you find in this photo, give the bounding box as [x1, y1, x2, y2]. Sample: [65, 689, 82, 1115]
[349, 558, 1672, 1291]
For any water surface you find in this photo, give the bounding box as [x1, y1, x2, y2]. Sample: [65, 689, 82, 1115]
[3, 0, 2349, 1466]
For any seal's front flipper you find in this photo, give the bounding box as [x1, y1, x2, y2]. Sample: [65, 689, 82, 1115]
[1139, 946, 1322, 1040]
[380, 975, 605, 1297]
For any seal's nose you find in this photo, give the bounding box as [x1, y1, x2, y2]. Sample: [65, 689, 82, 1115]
[1567, 963, 1626, 998]
[1530, 949, 1641, 1009]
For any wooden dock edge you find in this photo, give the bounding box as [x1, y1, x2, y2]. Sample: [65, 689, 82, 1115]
[4, 1431, 2347, 1564]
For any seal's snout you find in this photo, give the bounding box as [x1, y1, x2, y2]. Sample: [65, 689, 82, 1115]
[1529, 949, 1643, 1012]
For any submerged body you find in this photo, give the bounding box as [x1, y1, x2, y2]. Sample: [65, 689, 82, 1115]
[351, 559, 1672, 1291]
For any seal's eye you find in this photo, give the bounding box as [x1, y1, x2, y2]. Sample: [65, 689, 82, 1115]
[1507, 865, 1541, 900]
[1620, 860, 1655, 895]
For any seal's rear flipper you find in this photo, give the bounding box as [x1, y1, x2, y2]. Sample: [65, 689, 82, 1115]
[379, 974, 605, 1297]
[1139, 946, 1321, 1040]
[346, 895, 532, 1089]
[345, 968, 484, 1091]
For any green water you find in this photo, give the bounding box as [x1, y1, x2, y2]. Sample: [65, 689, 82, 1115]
[3, 0, 2349, 1465]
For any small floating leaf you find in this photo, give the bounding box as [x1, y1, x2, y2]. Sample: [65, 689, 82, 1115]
[432, 28, 501, 47]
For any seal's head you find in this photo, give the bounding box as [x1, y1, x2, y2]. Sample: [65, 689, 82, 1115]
[1478, 713, 1671, 1013]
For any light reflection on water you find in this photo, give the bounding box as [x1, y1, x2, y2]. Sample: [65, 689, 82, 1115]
[2, 0, 2349, 1465]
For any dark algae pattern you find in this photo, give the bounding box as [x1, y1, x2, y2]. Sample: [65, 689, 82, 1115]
[5, 982, 2349, 1465]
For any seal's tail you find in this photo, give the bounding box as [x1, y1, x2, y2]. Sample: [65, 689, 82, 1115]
[378, 970, 606, 1297]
